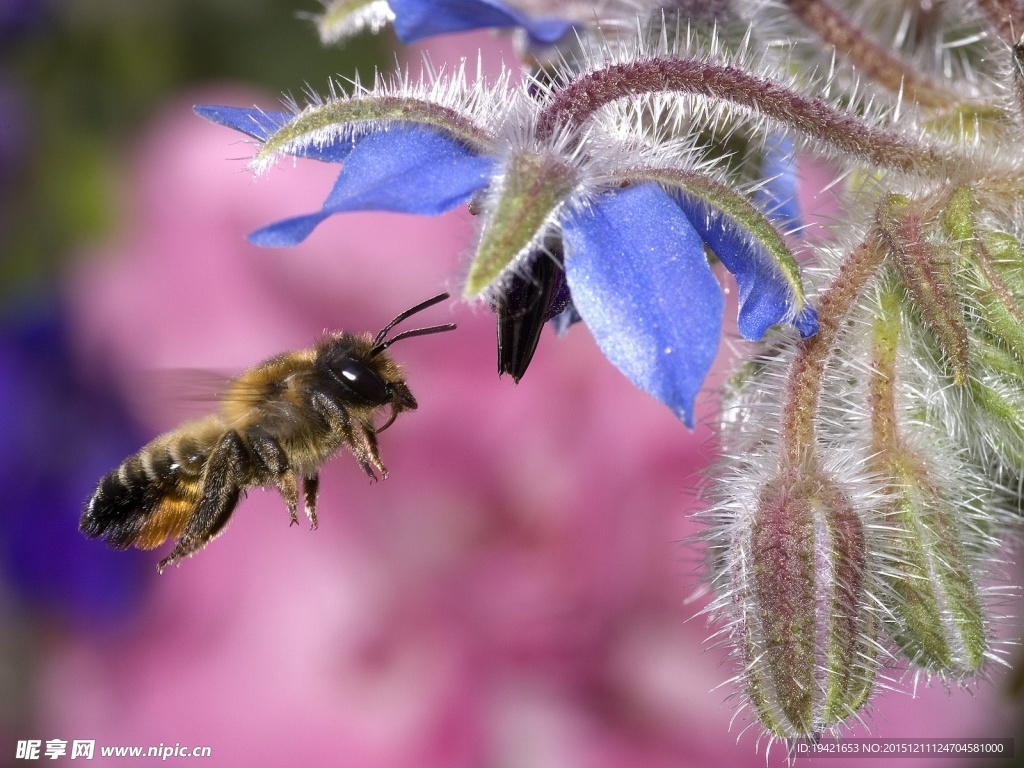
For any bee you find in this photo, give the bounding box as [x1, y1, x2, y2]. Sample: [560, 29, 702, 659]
[80, 293, 455, 572]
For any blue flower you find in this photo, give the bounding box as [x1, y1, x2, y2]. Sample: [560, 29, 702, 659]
[389, 0, 573, 46]
[197, 103, 817, 427]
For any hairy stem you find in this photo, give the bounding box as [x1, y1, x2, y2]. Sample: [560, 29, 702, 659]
[780, 234, 888, 465]
[536, 57, 965, 177]
[976, 0, 1024, 46]
[782, 0, 958, 108]
[868, 277, 902, 459]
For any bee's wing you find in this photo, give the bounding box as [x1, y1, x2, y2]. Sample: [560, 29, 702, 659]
[124, 368, 237, 423]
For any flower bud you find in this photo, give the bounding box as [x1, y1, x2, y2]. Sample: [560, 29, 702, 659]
[878, 194, 969, 384]
[879, 472, 987, 674]
[968, 231, 1024, 365]
[966, 337, 1024, 471]
[940, 206, 1024, 471]
[869, 276, 989, 674]
[737, 468, 877, 737]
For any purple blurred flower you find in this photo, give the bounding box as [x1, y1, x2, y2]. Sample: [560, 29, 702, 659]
[0, 300, 147, 623]
[0, 0, 53, 44]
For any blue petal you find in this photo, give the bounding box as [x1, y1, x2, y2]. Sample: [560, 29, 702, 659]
[247, 210, 335, 248]
[562, 183, 724, 427]
[792, 304, 819, 338]
[194, 105, 290, 141]
[194, 105, 354, 163]
[546, 269, 580, 336]
[549, 301, 581, 336]
[672, 193, 813, 341]
[755, 133, 802, 231]
[390, 0, 572, 45]
[249, 126, 495, 247]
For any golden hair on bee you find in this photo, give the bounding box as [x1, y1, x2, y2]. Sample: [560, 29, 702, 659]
[80, 293, 455, 572]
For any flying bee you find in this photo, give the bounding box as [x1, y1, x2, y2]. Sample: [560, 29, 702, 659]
[80, 293, 455, 572]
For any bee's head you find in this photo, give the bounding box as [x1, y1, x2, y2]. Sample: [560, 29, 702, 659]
[320, 293, 455, 429]
[322, 343, 416, 407]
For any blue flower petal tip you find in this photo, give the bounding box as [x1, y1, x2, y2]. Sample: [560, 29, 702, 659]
[794, 304, 819, 338]
[247, 212, 328, 247]
[194, 105, 292, 142]
[670, 190, 814, 342]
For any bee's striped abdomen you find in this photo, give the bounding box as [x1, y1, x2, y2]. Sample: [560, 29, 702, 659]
[80, 416, 224, 551]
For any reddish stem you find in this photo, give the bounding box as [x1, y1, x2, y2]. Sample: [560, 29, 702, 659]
[536, 58, 961, 177]
[780, 235, 888, 465]
[782, 0, 957, 108]
[976, 0, 1024, 46]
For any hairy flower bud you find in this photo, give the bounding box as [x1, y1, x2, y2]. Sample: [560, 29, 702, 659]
[971, 232, 1024, 364]
[879, 474, 988, 673]
[968, 338, 1024, 471]
[939, 193, 1024, 474]
[869, 278, 989, 675]
[967, 233, 1024, 464]
[736, 467, 877, 737]
[878, 194, 969, 384]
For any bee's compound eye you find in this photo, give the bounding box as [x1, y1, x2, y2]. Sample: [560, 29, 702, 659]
[336, 359, 390, 403]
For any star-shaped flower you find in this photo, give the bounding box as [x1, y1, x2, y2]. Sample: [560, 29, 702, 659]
[197, 67, 817, 427]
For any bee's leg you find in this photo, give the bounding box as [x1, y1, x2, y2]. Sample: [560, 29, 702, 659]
[337, 413, 387, 481]
[158, 430, 247, 573]
[244, 426, 298, 526]
[277, 472, 299, 527]
[303, 474, 319, 530]
[311, 392, 384, 481]
[354, 423, 388, 480]
[336, 414, 384, 481]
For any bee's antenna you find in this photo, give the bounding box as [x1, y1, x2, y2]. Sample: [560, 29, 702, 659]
[372, 323, 457, 355]
[373, 292, 450, 346]
[371, 293, 455, 355]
